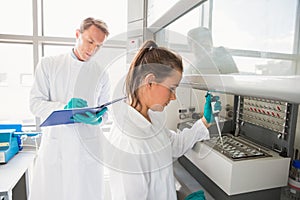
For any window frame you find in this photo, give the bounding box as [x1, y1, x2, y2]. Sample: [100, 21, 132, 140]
[0, 0, 127, 130]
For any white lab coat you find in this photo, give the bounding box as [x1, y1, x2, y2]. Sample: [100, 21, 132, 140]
[29, 52, 110, 200]
[105, 101, 209, 200]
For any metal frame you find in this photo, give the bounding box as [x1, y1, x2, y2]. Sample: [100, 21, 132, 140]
[234, 96, 299, 158]
[147, 0, 208, 33]
[293, 0, 300, 74]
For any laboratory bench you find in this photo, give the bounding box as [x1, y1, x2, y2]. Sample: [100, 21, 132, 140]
[174, 158, 298, 200]
[0, 151, 36, 200]
[1, 151, 295, 200]
[174, 159, 215, 200]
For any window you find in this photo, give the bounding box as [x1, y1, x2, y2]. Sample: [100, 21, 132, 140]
[0, 73, 8, 87]
[0, 1, 127, 127]
[155, 0, 299, 75]
[0, 43, 34, 124]
[147, 0, 180, 27]
[43, 0, 127, 39]
[212, 0, 297, 54]
[160, 5, 209, 44]
[43, 45, 73, 57]
[0, 0, 32, 35]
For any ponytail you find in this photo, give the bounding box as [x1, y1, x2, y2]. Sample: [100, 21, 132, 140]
[125, 40, 183, 108]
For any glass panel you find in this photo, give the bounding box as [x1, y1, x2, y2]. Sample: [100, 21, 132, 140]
[232, 56, 295, 75]
[147, 0, 179, 26]
[160, 4, 209, 45]
[0, 43, 35, 124]
[212, 0, 297, 54]
[43, 0, 127, 39]
[155, 0, 298, 75]
[0, 0, 32, 35]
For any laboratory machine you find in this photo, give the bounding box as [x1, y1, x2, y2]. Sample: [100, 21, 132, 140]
[0, 129, 20, 164]
[177, 74, 299, 200]
[0, 124, 40, 164]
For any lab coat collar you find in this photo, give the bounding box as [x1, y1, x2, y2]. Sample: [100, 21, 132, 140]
[112, 102, 167, 139]
[126, 104, 167, 139]
[126, 104, 151, 129]
[125, 103, 167, 130]
[148, 109, 167, 130]
[71, 48, 85, 63]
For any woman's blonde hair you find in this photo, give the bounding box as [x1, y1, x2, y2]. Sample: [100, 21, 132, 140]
[125, 40, 183, 108]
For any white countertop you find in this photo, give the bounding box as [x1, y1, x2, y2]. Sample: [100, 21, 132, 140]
[0, 151, 36, 194]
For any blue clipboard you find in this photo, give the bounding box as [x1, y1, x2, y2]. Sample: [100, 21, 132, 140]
[40, 97, 126, 127]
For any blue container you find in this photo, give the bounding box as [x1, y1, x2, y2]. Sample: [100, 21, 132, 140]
[0, 129, 19, 164]
[0, 124, 22, 132]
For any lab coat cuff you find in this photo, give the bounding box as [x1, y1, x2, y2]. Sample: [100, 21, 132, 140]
[194, 119, 210, 141]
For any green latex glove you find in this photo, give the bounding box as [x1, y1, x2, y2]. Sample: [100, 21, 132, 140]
[184, 190, 206, 200]
[71, 107, 108, 125]
[203, 92, 221, 123]
[64, 98, 88, 109]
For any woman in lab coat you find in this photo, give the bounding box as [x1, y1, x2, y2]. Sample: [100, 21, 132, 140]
[29, 18, 110, 200]
[106, 40, 220, 199]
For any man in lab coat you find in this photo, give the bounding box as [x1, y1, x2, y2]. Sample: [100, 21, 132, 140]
[29, 17, 110, 200]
